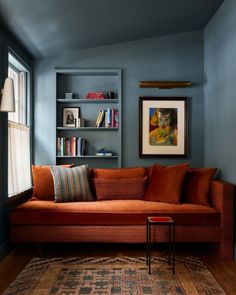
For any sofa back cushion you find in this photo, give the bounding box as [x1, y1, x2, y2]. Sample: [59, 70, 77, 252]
[144, 163, 189, 204]
[94, 177, 148, 200]
[51, 165, 94, 202]
[183, 168, 217, 206]
[32, 164, 73, 200]
[91, 167, 146, 179]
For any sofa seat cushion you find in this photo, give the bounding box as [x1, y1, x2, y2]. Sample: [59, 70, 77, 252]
[11, 199, 220, 226]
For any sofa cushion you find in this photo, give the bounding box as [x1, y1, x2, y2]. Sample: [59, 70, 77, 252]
[144, 163, 189, 204]
[11, 199, 220, 226]
[94, 177, 147, 200]
[32, 164, 73, 200]
[51, 165, 94, 202]
[183, 168, 217, 206]
[92, 167, 146, 179]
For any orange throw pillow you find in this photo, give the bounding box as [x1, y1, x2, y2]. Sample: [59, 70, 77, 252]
[183, 168, 216, 206]
[32, 164, 73, 200]
[94, 177, 148, 200]
[144, 163, 189, 204]
[92, 167, 146, 179]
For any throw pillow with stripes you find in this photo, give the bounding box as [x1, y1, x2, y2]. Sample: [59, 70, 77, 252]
[50, 165, 94, 202]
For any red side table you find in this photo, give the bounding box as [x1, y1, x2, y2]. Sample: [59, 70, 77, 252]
[146, 216, 176, 274]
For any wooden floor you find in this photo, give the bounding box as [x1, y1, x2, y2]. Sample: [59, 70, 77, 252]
[0, 243, 236, 294]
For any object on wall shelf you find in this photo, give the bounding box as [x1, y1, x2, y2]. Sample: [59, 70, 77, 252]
[139, 81, 192, 89]
[0, 77, 15, 112]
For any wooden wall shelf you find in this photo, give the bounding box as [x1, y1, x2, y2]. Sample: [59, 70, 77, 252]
[139, 81, 192, 89]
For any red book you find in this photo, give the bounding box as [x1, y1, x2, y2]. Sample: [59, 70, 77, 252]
[65, 138, 70, 156]
[86, 92, 105, 99]
[112, 108, 115, 127]
[114, 109, 119, 127]
[70, 137, 76, 156]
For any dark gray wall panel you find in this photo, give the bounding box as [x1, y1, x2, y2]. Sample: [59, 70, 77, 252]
[0, 27, 32, 256]
[204, 0, 236, 183]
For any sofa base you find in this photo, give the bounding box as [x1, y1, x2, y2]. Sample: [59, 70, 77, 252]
[10, 225, 232, 260]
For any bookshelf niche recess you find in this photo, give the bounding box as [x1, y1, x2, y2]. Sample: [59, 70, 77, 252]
[56, 68, 122, 168]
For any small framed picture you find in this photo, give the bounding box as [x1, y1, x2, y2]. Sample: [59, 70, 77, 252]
[62, 107, 80, 127]
[139, 97, 188, 157]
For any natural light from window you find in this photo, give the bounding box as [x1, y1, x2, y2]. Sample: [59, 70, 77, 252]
[8, 52, 31, 197]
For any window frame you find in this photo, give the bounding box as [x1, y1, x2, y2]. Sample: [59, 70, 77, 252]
[7, 49, 33, 197]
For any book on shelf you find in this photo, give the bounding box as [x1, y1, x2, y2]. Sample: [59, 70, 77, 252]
[86, 92, 105, 99]
[95, 111, 102, 127]
[96, 152, 113, 156]
[57, 137, 87, 156]
[106, 108, 111, 127]
[113, 109, 119, 127]
[95, 108, 119, 128]
[96, 147, 113, 156]
[98, 110, 106, 127]
[76, 137, 86, 156]
[71, 137, 76, 156]
[57, 137, 61, 156]
[65, 138, 70, 156]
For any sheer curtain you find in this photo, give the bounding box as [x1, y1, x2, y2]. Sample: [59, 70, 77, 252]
[8, 121, 31, 196]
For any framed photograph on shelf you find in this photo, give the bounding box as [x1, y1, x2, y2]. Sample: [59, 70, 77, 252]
[62, 107, 80, 127]
[139, 97, 188, 157]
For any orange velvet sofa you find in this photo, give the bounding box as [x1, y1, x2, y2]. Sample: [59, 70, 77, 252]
[9, 168, 234, 261]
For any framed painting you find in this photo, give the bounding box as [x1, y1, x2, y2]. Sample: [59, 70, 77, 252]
[139, 97, 188, 157]
[62, 107, 80, 127]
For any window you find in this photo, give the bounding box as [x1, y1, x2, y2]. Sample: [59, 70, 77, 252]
[8, 52, 31, 197]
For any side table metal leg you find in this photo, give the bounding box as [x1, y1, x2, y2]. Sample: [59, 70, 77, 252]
[173, 223, 175, 274]
[146, 221, 148, 265]
[148, 223, 151, 275]
[168, 224, 171, 265]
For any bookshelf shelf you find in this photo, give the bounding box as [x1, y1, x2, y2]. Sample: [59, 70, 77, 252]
[57, 155, 118, 159]
[57, 127, 118, 131]
[55, 68, 122, 168]
[57, 99, 119, 104]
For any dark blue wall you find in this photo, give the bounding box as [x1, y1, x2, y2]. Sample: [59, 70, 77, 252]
[204, 0, 236, 184]
[35, 30, 204, 167]
[0, 26, 32, 257]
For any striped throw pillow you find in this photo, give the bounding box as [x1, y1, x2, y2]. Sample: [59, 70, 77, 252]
[50, 165, 94, 202]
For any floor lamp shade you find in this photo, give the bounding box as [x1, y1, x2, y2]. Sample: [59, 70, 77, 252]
[0, 77, 15, 112]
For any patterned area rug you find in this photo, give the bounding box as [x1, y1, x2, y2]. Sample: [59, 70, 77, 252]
[4, 256, 225, 295]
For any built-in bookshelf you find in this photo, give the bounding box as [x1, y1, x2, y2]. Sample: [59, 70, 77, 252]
[55, 69, 122, 168]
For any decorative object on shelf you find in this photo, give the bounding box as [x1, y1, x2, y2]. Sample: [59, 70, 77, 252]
[96, 147, 113, 156]
[107, 91, 115, 99]
[139, 81, 192, 89]
[0, 77, 15, 112]
[86, 91, 105, 99]
[62, 107, 80, 127]
[139, 97, 188, 157]
[64, 92, 75, 99]
[79, 118, 86, 127]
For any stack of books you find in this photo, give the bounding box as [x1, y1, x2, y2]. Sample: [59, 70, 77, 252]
[57, 137, 86, 156]
[95, 108, 119, 127]
[96, 147, 113, 156]
[86, 92, 105, 99]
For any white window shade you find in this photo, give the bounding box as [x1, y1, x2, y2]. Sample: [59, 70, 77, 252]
[8, 69, 26, 125]
[8, 121, 31, 196]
